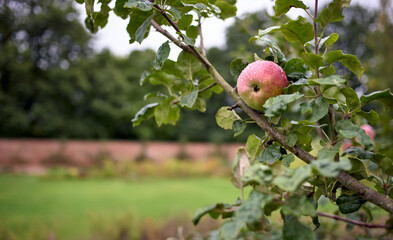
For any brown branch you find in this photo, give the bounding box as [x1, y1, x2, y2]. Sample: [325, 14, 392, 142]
[153, 5, 183, 39]
[317, 211, 393, 229]
[328, 105, 337, 142]
[150, 5, 393, 215]
[198, 17, 206, 56]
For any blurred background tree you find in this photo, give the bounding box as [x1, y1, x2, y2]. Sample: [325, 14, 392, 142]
[0, 0, 392, 142]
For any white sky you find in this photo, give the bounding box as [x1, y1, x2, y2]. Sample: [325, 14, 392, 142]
[76, 0, 379, 59]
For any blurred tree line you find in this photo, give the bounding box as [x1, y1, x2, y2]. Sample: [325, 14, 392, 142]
[0, 0, 392, 142]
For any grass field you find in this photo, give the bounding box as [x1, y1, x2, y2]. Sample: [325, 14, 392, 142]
[0, 175, 241, 239]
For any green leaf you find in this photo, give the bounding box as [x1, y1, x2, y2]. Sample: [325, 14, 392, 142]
[154, 97, 180, 126]
[135, 15, 153, 43]
[183, 35, 196, 46]
[281, 196, 316, 217]
[283, 78, 309, 93]
[286, 134, 298, 147]
[152, 41, 170, 70]
[214, 0, 237, 19]
[257, 145, 282, 164]
[232, 147, 251, 188]
[280, 16, 314, 45]
[146, 72, 173, 87]
[360, 88, 393, 111]
[340, 87, 360, 111]
[336, 194, 367, 214]
[358, 110, 380, 126]
[220, 191, 272, 239]
[192, 202, 234, 225]
[242, 164, 273, 186]
[259, 37, 286, 63]
[186, 25, 199, 39]
[139, 70, 150, 86]
[311, 145, 352, 177]
[256, 17, 313, 46]
[282, 154, 295, 167]
[309, 75, 346, 86]
[300, 97, 329, 122]
[327, 50, 364, 79]
[124, 0, 153, 11]
[180, 89, 199, 108]
[246, 134, 262, 160]
[315, 0, 351, 27]
[264, 93, 303, 118]
[343, 147, 375, 160]
[215, 107, 240, 130]
[127, 9, 153, 44]
[273, 166, 311, 192]
[232, 120, 246, 137]
[306, 32, 339, 49]
[131, 103, 158, 126]
[274, 0, 308, 17]
[177, 51, 201, 77]
[301, 52, 325, 70]
[320, 65, 336, 76]
[283, 215, 314, 240]
[283, 58, 309, 77]
[92, 3, 111, 28]
[335, 120, 375, 150]
[178, 14, 193, 30]
[114, 0, 131, 19]
[230, 58, 248, 82]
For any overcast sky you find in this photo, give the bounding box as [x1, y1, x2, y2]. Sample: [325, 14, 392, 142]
[76, 0, 380, 59]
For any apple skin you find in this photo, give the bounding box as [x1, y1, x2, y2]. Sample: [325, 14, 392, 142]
[237, 60, 288, 110]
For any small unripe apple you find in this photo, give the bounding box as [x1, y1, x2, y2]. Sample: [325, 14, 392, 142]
[237, 60, 288, 110]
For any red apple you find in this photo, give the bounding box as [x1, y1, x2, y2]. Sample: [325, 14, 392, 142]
[237, 60, 288, 110]
[360, 124, 375, 142]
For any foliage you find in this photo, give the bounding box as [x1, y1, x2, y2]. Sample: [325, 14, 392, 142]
[80, 0, 393, 238]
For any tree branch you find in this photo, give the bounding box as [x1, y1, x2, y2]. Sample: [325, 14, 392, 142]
[317, 211, 393, 229]
[150, 6, 393, 215]
[198, 16, 206, 56]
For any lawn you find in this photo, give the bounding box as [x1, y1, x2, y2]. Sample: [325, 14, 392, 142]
[0, 175, 241, 239]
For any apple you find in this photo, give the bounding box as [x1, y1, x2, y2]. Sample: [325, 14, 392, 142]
[237, 60, 288, 110]
[360, 124, 375, 142]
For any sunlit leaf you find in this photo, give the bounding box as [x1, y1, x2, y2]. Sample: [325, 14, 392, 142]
[215, 107, 241, 130]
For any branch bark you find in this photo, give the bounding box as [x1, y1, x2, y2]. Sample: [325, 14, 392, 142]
[150, 8, 393, 215]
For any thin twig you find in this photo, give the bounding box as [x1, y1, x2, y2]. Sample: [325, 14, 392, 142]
[317, 211, 393, 229]
[328, 105, 337, 144]
[153, 4, 184, 40]
[198, 16, 206, 56]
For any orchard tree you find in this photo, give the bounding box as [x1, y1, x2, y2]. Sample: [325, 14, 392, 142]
[77, 0, 393, 238]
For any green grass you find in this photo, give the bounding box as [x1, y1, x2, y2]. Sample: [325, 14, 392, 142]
[0, 175, 241, 239]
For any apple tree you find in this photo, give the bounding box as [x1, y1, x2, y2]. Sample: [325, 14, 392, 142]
[76, 0, 393, 238]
